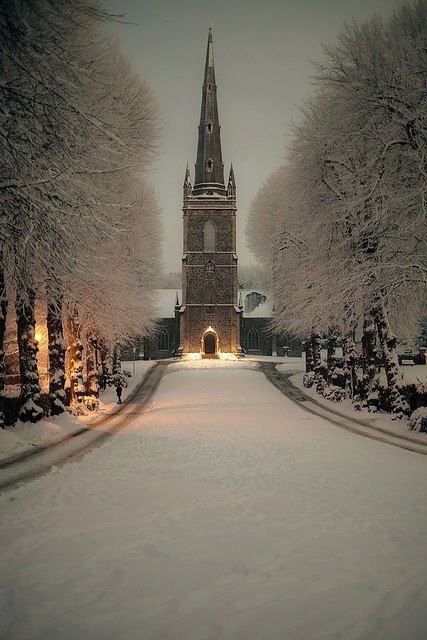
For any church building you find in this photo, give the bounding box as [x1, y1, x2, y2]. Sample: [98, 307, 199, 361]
[129, 30, 301, 361]
[177, 28, 242, 357]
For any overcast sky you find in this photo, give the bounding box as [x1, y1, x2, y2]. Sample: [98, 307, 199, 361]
[106, 0, 397, 271]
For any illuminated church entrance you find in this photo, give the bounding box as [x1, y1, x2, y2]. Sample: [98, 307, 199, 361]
[201, 327, 219, 358]
[204, 333, 216, 355]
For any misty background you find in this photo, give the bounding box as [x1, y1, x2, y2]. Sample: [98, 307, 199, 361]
[106, 0, 396, 272]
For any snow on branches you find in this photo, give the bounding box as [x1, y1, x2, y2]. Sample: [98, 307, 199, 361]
[0, 1, 161, 422]
[248, 1, 427, 420]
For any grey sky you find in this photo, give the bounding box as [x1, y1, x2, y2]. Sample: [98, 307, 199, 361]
[106, 0, 396, 271]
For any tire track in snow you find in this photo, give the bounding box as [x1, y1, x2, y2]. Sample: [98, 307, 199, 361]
[260, 363, 427, 456]
[0, 362, 169, 492]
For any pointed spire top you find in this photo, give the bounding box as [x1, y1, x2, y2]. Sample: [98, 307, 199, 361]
[193, 29, 225, 195]
[204, 27, 215, 84]
[183, 163, 192, 198]
[184, 163, 191, 185]
[227, 163, 236, 198]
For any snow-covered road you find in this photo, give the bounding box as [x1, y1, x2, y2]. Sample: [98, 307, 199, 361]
[1, 360, 426, 640]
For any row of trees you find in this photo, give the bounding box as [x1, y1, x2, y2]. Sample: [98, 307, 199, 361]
[1, 1, 161, 426]
[248, 1, 426, 418]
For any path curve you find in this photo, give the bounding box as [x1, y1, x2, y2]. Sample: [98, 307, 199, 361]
[0, 363, 168, 492]
[260, 362, 427, 455]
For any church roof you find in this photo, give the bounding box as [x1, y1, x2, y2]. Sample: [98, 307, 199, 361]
[240, 289, 273, 318]
[153, 289, 273, 319]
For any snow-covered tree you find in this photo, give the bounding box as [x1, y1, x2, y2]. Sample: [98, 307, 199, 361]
[0, 1, 160, 420]
[248, 0, 426, 419]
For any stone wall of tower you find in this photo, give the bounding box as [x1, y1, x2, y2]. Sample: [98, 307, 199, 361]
[180, 199, 240, 354]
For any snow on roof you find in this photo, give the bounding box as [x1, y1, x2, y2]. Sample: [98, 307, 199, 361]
[154, 289, 180, 318]
[244, 299, 273, 318]
[240, 289, 273, 318]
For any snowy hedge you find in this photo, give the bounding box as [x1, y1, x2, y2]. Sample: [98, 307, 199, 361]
[409, 407, 427, 434]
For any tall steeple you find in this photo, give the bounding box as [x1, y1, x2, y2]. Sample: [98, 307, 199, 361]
[193, 28, 225, 196]
[179, 29, 241, 357]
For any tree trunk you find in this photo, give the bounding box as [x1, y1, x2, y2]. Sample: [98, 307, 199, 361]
[15, 288, 44, 422]
[98, 339, 110, 390]
[360, 312, 379, 411]
[311, 330, 321, 370]
[305, 338, 314, 373]
[343, 331, 358, 401]
[112, 344, 121, 374]
[67, 311, 85, 413]
[85, 331, 99, 409]
[47, 296, 66, 415]
[373, 294, 410, 418]
[0, 263, 7, 429]
[326, 328, 337, 385]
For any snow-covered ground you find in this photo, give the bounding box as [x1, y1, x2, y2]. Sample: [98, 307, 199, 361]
[1, 359, 426, 639]
[275, 359, 427, 441]
[0, 360, 154, 462]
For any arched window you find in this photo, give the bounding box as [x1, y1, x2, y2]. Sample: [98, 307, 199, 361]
[206, 122, 213, 133]
[157, 329, 169, 351]
[204, 282, 216, 305]
[206, 158, 213, 172]
[247, 328, 260, 350]
[203, 221, 216, 252]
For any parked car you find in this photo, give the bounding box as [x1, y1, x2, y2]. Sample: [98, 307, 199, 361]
[398, 352, 423, 365]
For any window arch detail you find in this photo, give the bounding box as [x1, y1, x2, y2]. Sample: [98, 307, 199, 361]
[206, 158, 213, 172]
[205, 260, 215, 278]
[247, 328, 260, 350]
[157, 329, 169, 351]
[203, 221, 216, 252]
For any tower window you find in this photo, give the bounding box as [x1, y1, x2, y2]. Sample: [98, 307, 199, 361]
[203, 221, 216, 252]
[206, 122, 213, 133]
[206, 158, 213, 172]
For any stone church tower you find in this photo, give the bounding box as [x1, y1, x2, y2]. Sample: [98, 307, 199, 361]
[178, 29, 242, 357]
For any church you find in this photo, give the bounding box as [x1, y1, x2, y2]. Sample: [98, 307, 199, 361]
[137, 30, 299, 360]
[178, 28, 241, 357]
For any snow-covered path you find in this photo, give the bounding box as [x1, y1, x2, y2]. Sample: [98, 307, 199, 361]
[1, 360, 426, 640]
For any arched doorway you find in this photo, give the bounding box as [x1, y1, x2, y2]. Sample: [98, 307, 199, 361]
[201, 326, 219, 358]
[204, 333, 216, 355]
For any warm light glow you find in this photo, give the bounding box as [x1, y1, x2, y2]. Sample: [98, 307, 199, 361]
[219, 353, 238, 361]
[35, 331, 43, 344]
[184, 353, 202, 361]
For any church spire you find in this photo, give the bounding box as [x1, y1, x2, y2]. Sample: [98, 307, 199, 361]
[193, 29, 225, 196]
